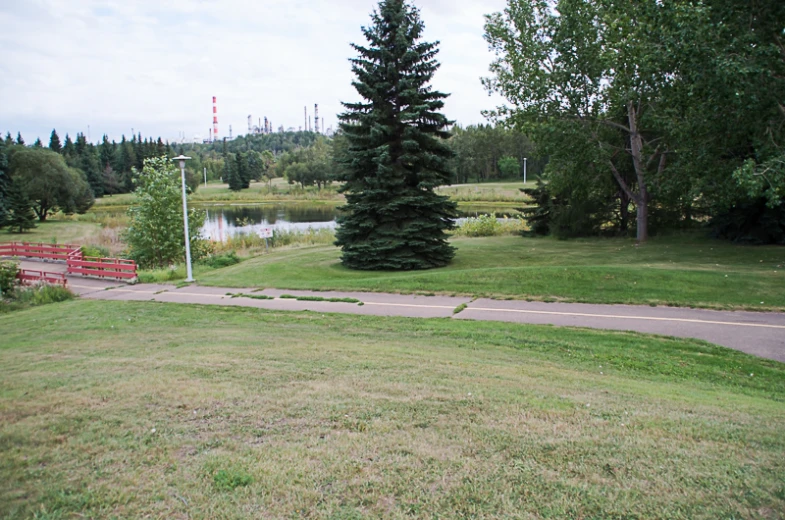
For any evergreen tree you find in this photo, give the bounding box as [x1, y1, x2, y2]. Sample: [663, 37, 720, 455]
[225, 154, 243, 191]
[5, 182, 37, 233]
[4, 133, 12, 146]
[335, 0, 457, 270]
[0, 139, 9, 228]
[49, 129, 62, 153]
[33, 138, 43, 148]
[62, 134, 75, 158]
[99, 135, 115, 169]
[15, 132, 24, 146]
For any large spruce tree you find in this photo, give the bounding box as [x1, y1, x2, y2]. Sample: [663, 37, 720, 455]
[0, 139, 9, 228]
[335, 0, 457, 271]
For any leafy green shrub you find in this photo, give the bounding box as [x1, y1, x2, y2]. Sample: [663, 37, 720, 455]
[0, 261, 18, 297]
[81, 244, 111, 258]
[200, 251, 241, 269]
[212, 469, 253, 491]
[13, 285, 74, 306]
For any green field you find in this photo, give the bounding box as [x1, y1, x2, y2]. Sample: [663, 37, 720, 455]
[199, 235, 785, 311]
[91, 180, 535, 208]
[1, 300, 783, 519]
[0, 220, 102, 247]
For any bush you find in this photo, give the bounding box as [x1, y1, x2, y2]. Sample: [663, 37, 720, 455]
[13, 284, 74, 306]
[0, 260, 18, 297]
[454, 214, 526, 237]
[81, 244, 111, 258]
[200, 251, 241, 269]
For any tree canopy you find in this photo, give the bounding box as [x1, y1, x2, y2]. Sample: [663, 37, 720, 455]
[484, 0, 785, 243]
[9, 148, 93, 221]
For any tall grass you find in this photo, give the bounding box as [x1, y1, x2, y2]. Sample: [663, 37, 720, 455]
[214, 227, 336, 254]
[453, 214, 527, 237]
[0, 284, 75, 313]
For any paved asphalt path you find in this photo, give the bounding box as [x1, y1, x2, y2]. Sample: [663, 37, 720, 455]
[17, 260, 785, 363]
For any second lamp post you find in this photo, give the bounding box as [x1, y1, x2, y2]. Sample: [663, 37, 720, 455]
[173, 155, 195, 283]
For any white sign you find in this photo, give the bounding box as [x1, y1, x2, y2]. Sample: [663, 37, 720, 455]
[258, 227, 273, 239]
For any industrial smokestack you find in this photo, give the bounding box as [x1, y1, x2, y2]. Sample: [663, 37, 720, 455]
[315, 104, 320, 135]
[212, 96, 218, 141]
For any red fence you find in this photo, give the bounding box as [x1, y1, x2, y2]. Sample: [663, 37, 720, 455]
[0, 242, 80, 261]
[17, 269, 68, 287]
[67, 256, 138, 280]
[1, 242, 138, 282]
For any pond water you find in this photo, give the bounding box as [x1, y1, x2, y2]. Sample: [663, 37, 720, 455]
[199, 203, 521, 242]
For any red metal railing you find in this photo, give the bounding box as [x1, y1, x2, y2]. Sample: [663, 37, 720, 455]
[67, 256, 138, 280]
[0, 242, 80, 261]
[17, 269, 68, 287]
[1, 242, 138, 282]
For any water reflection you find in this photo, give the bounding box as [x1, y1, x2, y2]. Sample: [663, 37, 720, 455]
[200, 203, 522, 242]
[201, 204, 337, 242]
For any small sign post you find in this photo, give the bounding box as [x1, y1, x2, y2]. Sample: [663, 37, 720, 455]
[258, 227, 273, 250]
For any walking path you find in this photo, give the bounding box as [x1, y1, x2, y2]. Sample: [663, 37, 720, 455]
[18, 260, 785, 363]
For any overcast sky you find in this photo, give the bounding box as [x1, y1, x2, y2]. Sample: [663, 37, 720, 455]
[0, 0, 508, 145]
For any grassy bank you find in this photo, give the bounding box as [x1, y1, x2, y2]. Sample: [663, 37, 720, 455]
[1, 300, 783, 519]
[0, 221, 103, 247]
[92, 180, 535, 208]
[198, 235, 785, 310]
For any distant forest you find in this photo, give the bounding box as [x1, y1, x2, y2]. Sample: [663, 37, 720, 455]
[1, 124, 540, 199]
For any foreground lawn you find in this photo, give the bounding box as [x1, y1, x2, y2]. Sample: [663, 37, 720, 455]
[199, 235, 785, 310]
[1, 300, 784, 519]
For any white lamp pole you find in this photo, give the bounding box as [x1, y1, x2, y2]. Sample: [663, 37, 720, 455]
[173, 155, 194, 283]
[524, 157, 528, 184]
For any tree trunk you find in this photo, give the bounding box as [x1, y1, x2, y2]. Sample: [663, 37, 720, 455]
[627, 101, 649, 242]
[636, 197, 648, 242]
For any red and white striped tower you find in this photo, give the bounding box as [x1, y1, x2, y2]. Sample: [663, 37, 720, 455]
[212, 96, 219, 142]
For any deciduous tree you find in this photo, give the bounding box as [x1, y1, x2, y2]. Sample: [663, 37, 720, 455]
[124, 157, 206, 269]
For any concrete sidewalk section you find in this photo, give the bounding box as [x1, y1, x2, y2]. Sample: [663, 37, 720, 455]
[60, 275, 785, 363]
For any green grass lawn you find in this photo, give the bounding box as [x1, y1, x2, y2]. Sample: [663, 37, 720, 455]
[1, 300, 783, 519]
[0, 220, 102, 246]
[198, 234, 785, 311]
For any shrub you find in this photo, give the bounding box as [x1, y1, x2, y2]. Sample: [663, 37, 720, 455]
[200, 251, 241, 269]
[13, 284, 74, 306]
[454, 214, 526, 237]
[81, 245, 111, 258]
[0, 261, 18, 297]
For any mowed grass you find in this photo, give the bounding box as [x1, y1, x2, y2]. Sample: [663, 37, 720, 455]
[1, 300, 784, 519]
[199, 234, 785, 310]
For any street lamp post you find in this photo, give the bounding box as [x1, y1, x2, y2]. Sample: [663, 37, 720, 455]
[173, 155, 194, 283]
[524, 157, 528, 184]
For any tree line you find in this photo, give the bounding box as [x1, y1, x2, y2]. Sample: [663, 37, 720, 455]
[486, 0, 785, 244]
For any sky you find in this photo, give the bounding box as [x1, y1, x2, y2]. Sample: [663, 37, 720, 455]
[0, 0, 508, 145]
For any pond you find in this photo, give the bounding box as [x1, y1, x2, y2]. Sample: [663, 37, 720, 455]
[199, 203, 522, 242]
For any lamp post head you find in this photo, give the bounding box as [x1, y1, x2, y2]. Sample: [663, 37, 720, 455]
[173, 155, 191, 169]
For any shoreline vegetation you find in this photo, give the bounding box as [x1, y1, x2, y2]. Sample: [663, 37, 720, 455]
[89, 179, 536, 208]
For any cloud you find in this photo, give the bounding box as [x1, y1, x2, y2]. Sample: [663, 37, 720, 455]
[0, 0, 508, 143]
